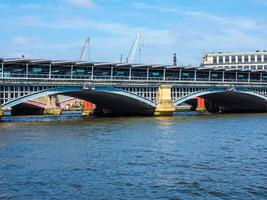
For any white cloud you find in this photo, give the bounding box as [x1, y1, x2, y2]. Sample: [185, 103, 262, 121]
[8, 15, 175, 46]
[12, 36, 30, 45]
[63, 0, 95, 9]
[11, 36, 39, 46]
[19, 3, 42, 9]
[132, 2, 266, 31]
[132, 2, 224, 22]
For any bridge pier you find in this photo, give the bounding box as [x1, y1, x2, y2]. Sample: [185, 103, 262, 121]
[82, 101, 94, 116]
[196, 97, 207, 113]
[43, 95, 61, 115]
[154, 85, 176, 116]
[0, 107, 3, 119]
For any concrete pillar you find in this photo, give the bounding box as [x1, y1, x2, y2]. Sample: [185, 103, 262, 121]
[43, 95, 61, 115]
[154, 84, 176, 116]
[0, 107, 3, 119]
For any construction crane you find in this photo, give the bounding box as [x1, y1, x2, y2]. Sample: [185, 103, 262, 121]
[126, 34, 141, 64]
[79, 37, 90, 61]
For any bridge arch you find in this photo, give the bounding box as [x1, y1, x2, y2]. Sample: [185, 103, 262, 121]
[174, 89, 267, 113]
[2, 86, 157, 115]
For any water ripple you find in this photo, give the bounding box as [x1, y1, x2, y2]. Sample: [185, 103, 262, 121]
[0, 113, 266, 199]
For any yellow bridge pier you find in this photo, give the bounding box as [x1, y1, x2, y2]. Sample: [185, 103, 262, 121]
[43, 95, 61, 115]
[154, 84, 176, 116]
[0, 107, 3, 119]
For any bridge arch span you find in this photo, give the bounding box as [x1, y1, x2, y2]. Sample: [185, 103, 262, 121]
[2, 86, 157, 116]
[174, 89, 267, 113]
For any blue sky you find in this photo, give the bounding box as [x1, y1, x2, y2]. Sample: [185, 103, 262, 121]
[0, 0, 267, 65]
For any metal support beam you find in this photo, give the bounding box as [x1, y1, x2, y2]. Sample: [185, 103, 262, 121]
[129, 67, 132, 80]
[146, 68, 149, 81]
[49, 64, 52, 79]
[1, 62, 3, 78]
[235, 72, 238, 82]
[91, 66, 94, 79]
[260, 72, 262, 83]
[179, 69, 182, 81]
[70, 65, 73, 79]
[194, 70, 197, 82]
[222, 71, 225, 82]
[26, 63, 29, 78]
[163, 69, 166, 81]
[111, 67, 113, 80]
[248, 72, 250, 83]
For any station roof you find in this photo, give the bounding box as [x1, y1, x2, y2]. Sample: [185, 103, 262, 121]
[2, 58, 30, 64]
[0, 58, 266, 73]
[30, 59, 52, 64]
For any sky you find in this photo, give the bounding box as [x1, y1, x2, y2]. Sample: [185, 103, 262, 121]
[0, 0, 267, 65]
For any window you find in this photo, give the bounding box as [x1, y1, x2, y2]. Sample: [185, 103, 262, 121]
[151, 72, 160, 77]
[264, 65, 267, 69]
[251, 55, 255, 62]
[225, 56, 229, 63]
[219, 56, 223, 64]
[115, 71, 126, 76]
[32, 68, 42, 73]
[244, 55, 249, 63]
[256, 55, 261, 63]
[238, 66, 243, 69]
[75, 69, 85, 73]
[258, 65, 263, 69]
[182, 72, 189, 77]
[264, 55, 267, 62]
[238, 56, 242, 63]
[213, 57, 217, 64]
[251, 65, 256, 70]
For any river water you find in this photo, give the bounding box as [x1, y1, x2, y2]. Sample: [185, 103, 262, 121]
[0, 113, 266, 199]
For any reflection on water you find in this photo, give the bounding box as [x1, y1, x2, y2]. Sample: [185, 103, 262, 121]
[0, 112, 266, 199]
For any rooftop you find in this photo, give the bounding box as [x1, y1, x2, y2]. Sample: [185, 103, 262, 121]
[205, 51, 267, 56]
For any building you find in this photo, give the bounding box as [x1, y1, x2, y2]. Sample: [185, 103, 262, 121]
[201, 51, 267, 70]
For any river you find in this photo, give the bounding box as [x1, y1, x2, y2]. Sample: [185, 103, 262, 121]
[0, 113, 266, 199]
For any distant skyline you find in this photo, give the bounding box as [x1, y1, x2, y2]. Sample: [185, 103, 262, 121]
[1, 0, 267, 65]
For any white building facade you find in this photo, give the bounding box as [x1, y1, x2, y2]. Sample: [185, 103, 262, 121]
[202, 51, 267, 70]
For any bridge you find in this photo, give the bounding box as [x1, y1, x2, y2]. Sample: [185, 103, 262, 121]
[1, 57, 267, 117]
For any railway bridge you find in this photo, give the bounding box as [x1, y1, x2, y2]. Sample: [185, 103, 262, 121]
[1, 58, 267, 117]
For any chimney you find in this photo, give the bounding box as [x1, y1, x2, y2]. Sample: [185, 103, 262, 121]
[173, 53, 177, 66]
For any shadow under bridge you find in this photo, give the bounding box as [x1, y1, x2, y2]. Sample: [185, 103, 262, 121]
[2, 86, 157, 116]
[174, 89, 267, 113]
